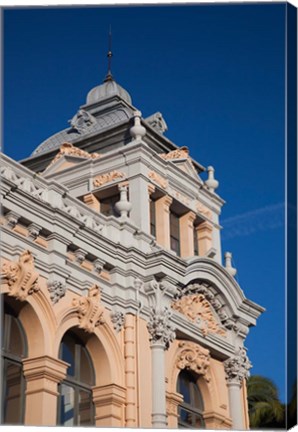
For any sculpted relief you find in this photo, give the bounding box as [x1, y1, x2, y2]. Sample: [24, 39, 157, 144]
[172, 293, 226, 337]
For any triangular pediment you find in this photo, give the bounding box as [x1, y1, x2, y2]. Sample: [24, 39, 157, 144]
[42, 143, 101, 175]
[160, 147, 202, 181]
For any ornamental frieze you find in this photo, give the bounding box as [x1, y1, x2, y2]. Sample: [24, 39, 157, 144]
[0, 250, 40, 301]
[176, 341, 211, 381]
[48, 142, 101, 168]
[93, 171, 126, 188]
[172, 294, 226, 337]
[72, 284, 105, 333]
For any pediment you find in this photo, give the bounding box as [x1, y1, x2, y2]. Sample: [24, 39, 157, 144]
[43, 142, 101, 175]
[160, 146, 202, 181]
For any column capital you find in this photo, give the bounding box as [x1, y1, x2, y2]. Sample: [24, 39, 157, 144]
[148, 183, 156, 195]
[224, 347, 252, 385]
[181, 210, 196, 224]
[196, 220, 213, 233]
[147, 306, 175, 350]
[158, 194, 173, 209]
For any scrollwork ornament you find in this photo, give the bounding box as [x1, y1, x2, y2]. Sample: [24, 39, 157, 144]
[224, 347, 252, 385]
[72, 284, 105, 333]
[147, 307, 176, 349]
[177, 341, 211, 382]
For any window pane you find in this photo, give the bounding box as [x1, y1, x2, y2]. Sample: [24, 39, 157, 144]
[78, 389, 93, 426]
[150, 200, 156, 236]
[178, 375, 191, 404]
[59, 384, 75, 426]
[61, 337, 75, 377]
[178, 407, 193, 426]
[79, 347, 93, 385]
[3, 362, 23, 424]
[8, 317, 25, 357]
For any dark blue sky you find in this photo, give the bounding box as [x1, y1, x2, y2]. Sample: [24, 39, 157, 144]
[3, 4, 286, 400]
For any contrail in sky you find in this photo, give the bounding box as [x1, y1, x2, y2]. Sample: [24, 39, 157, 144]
[221, 203, 296, 240]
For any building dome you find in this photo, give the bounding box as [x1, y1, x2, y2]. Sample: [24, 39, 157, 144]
[86, 74, 132, 105]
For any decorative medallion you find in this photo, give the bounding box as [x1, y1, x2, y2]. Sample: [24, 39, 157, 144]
[172, 294, 226, 337]
[72, 284, 105, 333]
[47, 279, 66, 304]
[0, 250, 40, 301]
[176, 341, 211, 381]
[93, 171, 126, 188]
[110, 310, 125, 333]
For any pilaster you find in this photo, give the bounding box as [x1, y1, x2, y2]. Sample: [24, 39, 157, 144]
[82, 193, 100, 212]
[155, 195, 173, 249]
[23, 355, 68, 426]
[129, 176, 151, 233]
[124, 313, 137, 427]
[179, 211, 196, 258]
[196, 221, 213, 256]
[92, 383, 126, 427]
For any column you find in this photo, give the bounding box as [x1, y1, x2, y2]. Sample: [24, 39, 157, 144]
[23, 355, 68, 426]
[155, 195, 173, 249]
[93, 383, 126, 427]
[224, 348, 252, 429]
[129, 177, 152, 233]
[179, 211, 196, 258]
[196, 221, 213, 256]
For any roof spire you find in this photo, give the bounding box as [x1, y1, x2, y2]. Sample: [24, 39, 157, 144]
[104, 25, 113, 82]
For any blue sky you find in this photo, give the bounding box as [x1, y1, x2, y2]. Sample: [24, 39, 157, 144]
[3, 4, 287, 401]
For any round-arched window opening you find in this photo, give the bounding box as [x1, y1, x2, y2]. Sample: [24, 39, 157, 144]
[1, 301, 27, 425]
[57, 329, 95, 426]
[177, 369, 205, 428]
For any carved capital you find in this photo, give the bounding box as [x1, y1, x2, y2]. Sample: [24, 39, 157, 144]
[72, 284, 105, 333]
[176, 341, 211, 381]
[47, 278, 66, 304]
[1, 250, 40, 301]
[147, 307, 175, 349]
[110, 310, 125, 333]
[224, 347, 252, 385]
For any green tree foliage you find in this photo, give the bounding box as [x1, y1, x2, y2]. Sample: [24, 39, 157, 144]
[247, 375, 285, 428]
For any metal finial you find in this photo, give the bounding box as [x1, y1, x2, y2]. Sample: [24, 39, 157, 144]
[105, 25, 113, 82]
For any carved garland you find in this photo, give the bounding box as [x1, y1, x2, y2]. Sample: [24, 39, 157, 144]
[176, 341, 211, 381]
[93, 171, 126, 188]
[172, 294, 226, 337]
[0, 250, 40, 301]
[72, 284, 105, 333]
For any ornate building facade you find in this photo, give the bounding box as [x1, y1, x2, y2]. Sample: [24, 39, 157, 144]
[1, 71, 264, 428]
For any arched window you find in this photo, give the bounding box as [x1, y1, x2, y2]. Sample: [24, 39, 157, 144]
[177, 369, 205, 428]
[1, 302, 27, 424]
[58, 330, 95, 426]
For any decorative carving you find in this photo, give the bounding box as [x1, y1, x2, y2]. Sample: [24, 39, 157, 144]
[72, 284, 105, 333]
[224, 347, 252, 384]
[147, 307, 175, 349]
[110, 310, 125, 333]
[177, 341, 211, 381]
[57, 200, 102, 233]
[48, 142, 100, 168]
[0, 250, 39, 301]
[172, 294, 226, 337]
[47, 279, 66, 304]
[75, 249, 86, 264]
[196, 202, 212, 219]
[93, 171, 126, 188]
[160, 146, 189, 160]
[93, 259, 104, 274]
[148, 171, 168, 189]
[69, 109, 96, 133]
[145, 112, 168, 134]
